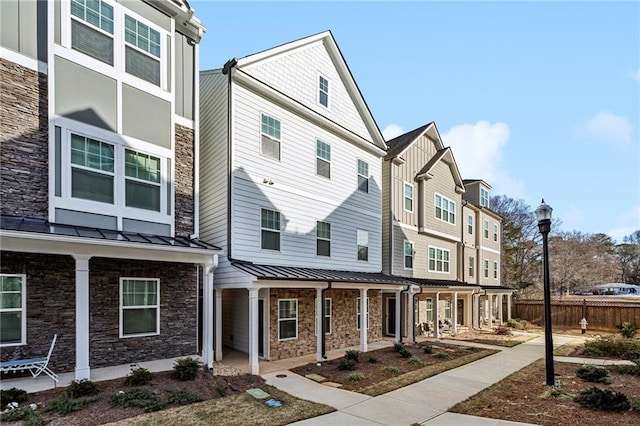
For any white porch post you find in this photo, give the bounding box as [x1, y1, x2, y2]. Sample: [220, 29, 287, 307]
[74, 255, 91, 381]
[466, 293, 473, 328]
[433, 292, 440, 338]
[471, 294, 477, 329]
[408, 290, 415, 342]
[214, 288, 223, 361]
[359, 288, 368, 352]
[316, 288, 323, 362]
[248, 288, 260, 374]
[395, 290, 401, 341]
[498, 294, 504, 325]
[202, 263, 214, 370]
[452, 292, 458, 333]
[507, 293, 512, 321]
[487, 294, 493, 328]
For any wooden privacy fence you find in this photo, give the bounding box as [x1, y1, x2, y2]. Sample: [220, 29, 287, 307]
[513, 299, 640, 332]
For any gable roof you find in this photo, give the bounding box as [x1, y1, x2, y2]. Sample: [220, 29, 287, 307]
[232, 31, 386, 151]
[384, 121, 444, 160]
[415, 147, 465, 193]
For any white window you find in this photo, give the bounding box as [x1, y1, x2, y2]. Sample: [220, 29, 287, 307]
[444, 298, 451, 320]
[318, 74, 329, 108]
[125, 149, 161, 212]
[404, 240, 414, 269]
[316, 221, 331, 257]
[70, 133, 114, 204]
[70, 0, 114, 64]
[469, 257, 475, 277]
[484, 260, 489, 278]
[357, 229, 369, 261]
[261, 114, 281, 161]
[316, 140, 331, 179]
[356, 297, 369, 329]
[261, 208, 280, 251]
[425, 298, 433, 323]
[124, 15, 161, 86]
[357, 159, 369, 193]
[404, 182, 414, 212]
[468, 214, 473, 234]
[0, 274, 26, 346]
[120, 278, 159, 337]
[493, 261, 498, 279]
[484, 220, 489, 239]
[493, 224, 499, 242]
[278, 299, 297, 340]
[480, 188, 489, 207]
[428, 246, 450, 273]
[323, 298, 332, 334]
[435, 193, 456, 224]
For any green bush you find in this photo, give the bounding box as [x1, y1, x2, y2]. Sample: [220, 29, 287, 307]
[344, 350, 360, 361]
[583, 336, 640, 360]
[173, 357, 201, 381]
[575, 365, 610, 383]
[367, 356, 378, 363]
[399, 347, 412, 358]
[433, 352, 453, 360]
[621, 322, 637, 338]
[423, 345, 433, 354]
[338, 358, 357, 371]
[634, 399, 640, 410]
[574, 387, 630, 412]
[164, 388, 204, 406]
[407, 357, 424, 367]
[0, 406, 43, 425]
[0, 387, 28, 407]
[67, 379, 100, 398]
[125, 366, 153, 386]
[582, 346, 604, 357]
[109, 387, 165, 412]
[382, 366, 401, 375]
[393, 342, 405, 352]
[609, 364, 640, 376]
[345, 372, 367, 383]
[45, 394, 96, 415]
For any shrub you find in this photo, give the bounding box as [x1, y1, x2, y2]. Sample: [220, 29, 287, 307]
[574, 387, 630, 412]
[382, 366, 402, 375]
[507, 318, 528, 329]
[173, 357, 201, 381]
[164, 388, 204, 406]
[0, 387, 28, 407]
[0, 406, 43, 425]
[214, 383, 228, 396]
[583, 336, 640, 359]
[407, 357, 424, 367]
[345, 372, 367, 383]
[433, 352, 453, 360]
[393, 342, 405, 352]
[344, 350, 360, 361]
[399, 347, 412, 358]
[367, 356, 378, 364]
[621, 322, 637, 338]
[125, 366, 153, 386]
[338, 358, 357, 371]
[67, 379, 100, 398]
[45, 395, 95, 416]
[109, 387, 165, 412]
[634, 399, 640, 411]
[582, 346, 604, 357]
[495, 326, 511, 335]
[575, 365, 610, 383]
[423, 345, 433, 354]
[609, 364, 640, 376]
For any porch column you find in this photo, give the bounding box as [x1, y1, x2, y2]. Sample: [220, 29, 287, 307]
[248, 288, 260, 374]
[74, 255, 91, 381]
[466, 293, 473, 328]
[487, 294, 493, 328]
[507, 293, 512, 321]
[408, 291, 415, 342]
[433, 292, 440, 338]
[395, 290, 401, 341]
[498, 294, 504, 324]
[452, 292, 458, 333]
[316, 288, 323, 362]
[359, 288, 368, 352]
[214, 288, 223, 361]
[202, 263, 215, 370]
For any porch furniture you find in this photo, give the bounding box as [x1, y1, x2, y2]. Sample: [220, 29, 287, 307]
[0, 334, 59, 382]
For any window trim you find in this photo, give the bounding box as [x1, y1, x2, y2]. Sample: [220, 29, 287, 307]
[356, 297, 369, 330]
[119, 277, 160, 338]
[404, 182, 414, 213]
[468, 257, 475, 277]
[260, 113, 282, 162]
[260, 208, 281, 251]
[434, 193, 456, 224]
[480, 188, 489, 207]
[484, 260, 489, 278]
[493, 261, 499, 279]
[315, 139, 331, 179]
[278, 299, 298, 341]
[467, 214, 473, 234]
[357, 229, 369, 262]
[428, 246, 450, 273]
[444, 297, 451, 320]
[404, 240, 414, 270]
[425, 298, 433, 323]
[484, 220, 490, 239]
[317, 72, 330, 109]
[0, 274, 27, 347]
[493, 224, 499, 242]
[316, 220, 331, 257]
[357, 159, 369, 193]
[124, 148, 162, 212]
[323, 298, 332, 334]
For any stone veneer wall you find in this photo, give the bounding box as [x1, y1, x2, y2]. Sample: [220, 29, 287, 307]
[0, 58, 49, 219]
[174, 124, 194, 236]
[269, 288, 382, 360]
[89, 258, 198, 367]
[0, 252, 76, 373]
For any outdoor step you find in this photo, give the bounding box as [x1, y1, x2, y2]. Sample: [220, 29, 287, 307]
[305, 373, 326, 383]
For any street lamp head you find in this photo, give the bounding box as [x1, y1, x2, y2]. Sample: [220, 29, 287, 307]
[535, 199, 553, 222]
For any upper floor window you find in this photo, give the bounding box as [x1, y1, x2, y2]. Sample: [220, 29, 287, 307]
[125, 149, 161, 212]
[120, 278, 159, 337]
[467, 214, 473, 234]
[484, 220, 489, 239]
[484, 260, 489, 278]
[468, 257, 475, 277]
[71, 134, 115, 204]
[124, 15, 161, 86]
[435, 194, 455, 224]
[357, 159, 369, 193]
[316, 140, 331, 179]
[261, 208, 280, 251]
[493, 261, 498, 279]
[71, 0, 114, 65]
[261, 114, 281, 161]
[357, 229, 369, 261]
[404, 240, 414, 269]
[404, 182, 414, 213]
[316, 221, 331, 257]
[493, 224, 499, 242]
[480, 188, 489, 207]
[318, 75, 329, 108]
[0, 274, 26, 346]
[428, 247, 450, 273]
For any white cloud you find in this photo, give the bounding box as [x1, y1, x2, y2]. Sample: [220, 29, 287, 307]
[441, 120, 524, 197]
[382, 123, 404, 140]
[558, 204, 585, 233]
[577, 111, 632, 145]
[607, 204, 640, 243]
[630, 69, 640, 81]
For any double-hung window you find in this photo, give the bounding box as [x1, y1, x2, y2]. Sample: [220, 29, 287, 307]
[404, 240, 414, 269]
[435, 194, 455, 224]
[444, 298, 451, 320]
[493, 261, 498, 279]
[468, 257, 475, 277]
[261, 209, 280, 251]
[124, 15, 161, 86]
[0, 274, 26, 346]
[71, 133, 115, 204]
[357, 229, 369, 261]
[484, 260, 489, 278]
[125, 149, 161, 211]
[404, 182, 414, 212]
[493, 224, 499, 242]
[261, 114, 281, 161]
[480, 188, 489, 207]
[484, 220, 489, 239]
[357, 159, 369, 193]
[316, 140, 331, 179]
[425, 298, 433, 323]
[428, 247, 450, 273]
[356, 297, 369, 329]
[278, 299, 297, 340]
[318, 75, 329, 108]
[316, 221, 331, 257]
[120, 278, 159, 337]
[468, 214, 473, 234]
[323, 298, 332, 334]
[70, 0, 114, 65]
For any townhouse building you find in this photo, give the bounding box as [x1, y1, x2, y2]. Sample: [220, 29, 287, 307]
[0, 0, 221, 381]
[199, 31, 413, 374]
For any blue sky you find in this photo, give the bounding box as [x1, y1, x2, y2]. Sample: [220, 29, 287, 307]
[191, 0, 640, 242]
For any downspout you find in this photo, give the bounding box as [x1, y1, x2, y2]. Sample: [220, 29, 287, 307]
[222, 58, 237, 258]
[398, 285, 410, 343]
[413, 285, 424, 343]
[191, 38, 201, 238]
[321, 282, 332, 359]
[460, 200, 468, 283]
[389, 160, 395, 276]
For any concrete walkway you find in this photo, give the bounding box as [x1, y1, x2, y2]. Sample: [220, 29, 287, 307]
[264, 335, 578, 426]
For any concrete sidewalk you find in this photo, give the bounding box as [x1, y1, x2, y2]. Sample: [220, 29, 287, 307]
[264, 335, 577, 426]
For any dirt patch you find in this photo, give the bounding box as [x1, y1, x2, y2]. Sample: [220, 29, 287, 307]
[446, 329, 538, 347]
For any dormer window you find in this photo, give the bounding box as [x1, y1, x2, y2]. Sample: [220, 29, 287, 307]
[318, 75, 329, 108]
[480, 188, 489, 207]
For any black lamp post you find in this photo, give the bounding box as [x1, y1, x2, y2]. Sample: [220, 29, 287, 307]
[535, 199, 555, 386]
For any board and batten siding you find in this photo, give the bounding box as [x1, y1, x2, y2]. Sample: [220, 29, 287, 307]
[242, 42, 370, 142]
[424, 161, 462, 237]
[392, 225, 459, 280]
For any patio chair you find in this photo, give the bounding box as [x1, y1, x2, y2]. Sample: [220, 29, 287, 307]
[0, 334, 59, 382]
